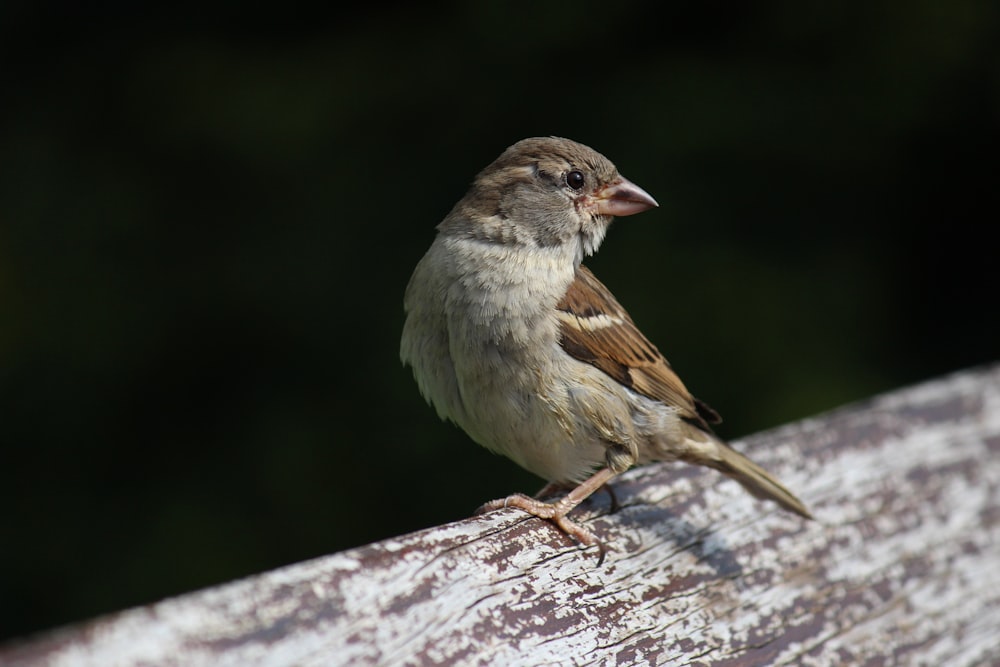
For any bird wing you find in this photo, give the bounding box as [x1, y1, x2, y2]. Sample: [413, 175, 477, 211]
[556, 265, 720, 430]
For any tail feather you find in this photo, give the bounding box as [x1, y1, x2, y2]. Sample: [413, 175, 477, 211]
[681, 436, 813, 520]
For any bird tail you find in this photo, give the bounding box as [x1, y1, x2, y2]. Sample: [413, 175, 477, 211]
[680, 434, 813, 520]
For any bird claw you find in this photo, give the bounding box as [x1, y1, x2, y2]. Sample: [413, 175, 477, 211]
[474, 493, 533, 515]
[476, 492, 609, 564]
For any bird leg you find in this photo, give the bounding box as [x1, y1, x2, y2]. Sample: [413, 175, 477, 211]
[477, 467, 617, 553]
[534, 477, 621, 512]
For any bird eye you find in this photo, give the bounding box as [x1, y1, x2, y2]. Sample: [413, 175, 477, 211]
[566, 170, 585, 190]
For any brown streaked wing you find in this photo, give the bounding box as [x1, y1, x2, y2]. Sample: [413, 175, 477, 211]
[556, 265, 720, 430]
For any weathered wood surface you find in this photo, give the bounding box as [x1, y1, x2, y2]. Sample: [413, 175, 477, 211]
[4, 365, 1000, 666]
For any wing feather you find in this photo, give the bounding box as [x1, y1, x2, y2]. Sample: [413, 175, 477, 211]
[556, 265, 720, 430]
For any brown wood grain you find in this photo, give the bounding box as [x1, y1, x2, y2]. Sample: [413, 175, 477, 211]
[4, 365, 1000, 666]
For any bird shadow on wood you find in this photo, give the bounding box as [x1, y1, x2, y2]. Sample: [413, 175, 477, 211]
[578, 479, 745, 580]
[471, 469, 743, 580]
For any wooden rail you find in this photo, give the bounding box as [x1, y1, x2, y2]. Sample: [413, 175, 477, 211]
[4, 364, 999, 666]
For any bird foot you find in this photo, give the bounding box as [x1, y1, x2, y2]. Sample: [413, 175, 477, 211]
[533, 480, 621, 512]
[476, 492, 608, 563]
[475, 468, 617, 563]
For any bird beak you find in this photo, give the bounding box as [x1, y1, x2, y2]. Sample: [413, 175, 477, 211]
[592, 177, 659, 217]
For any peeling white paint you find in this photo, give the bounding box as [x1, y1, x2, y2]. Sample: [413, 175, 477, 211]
[3, 366, 1000, 667]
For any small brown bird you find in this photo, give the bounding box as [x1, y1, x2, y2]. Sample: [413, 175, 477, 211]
[400, 137, 811, 552]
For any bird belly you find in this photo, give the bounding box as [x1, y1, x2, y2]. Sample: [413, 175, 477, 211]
[450, 344, 632, 484]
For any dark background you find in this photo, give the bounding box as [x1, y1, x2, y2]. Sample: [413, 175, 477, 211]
[2, 1, 997, 642]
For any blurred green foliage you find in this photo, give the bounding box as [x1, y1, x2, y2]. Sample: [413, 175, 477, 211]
[1, 1, 997, 641]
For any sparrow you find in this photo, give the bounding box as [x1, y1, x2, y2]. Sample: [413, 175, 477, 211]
[400, 137, 811, 554]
